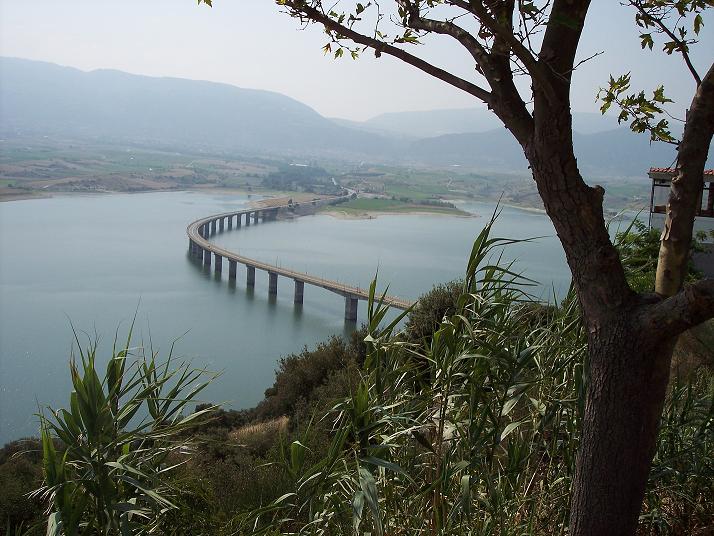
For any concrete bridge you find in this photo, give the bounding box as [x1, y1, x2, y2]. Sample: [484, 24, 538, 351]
[186, 198, 415, 321]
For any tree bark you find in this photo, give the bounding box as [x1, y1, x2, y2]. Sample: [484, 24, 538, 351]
[569, 317, 674, 536]
[522, 95, 684, 534]
[655, 63, 714, 297]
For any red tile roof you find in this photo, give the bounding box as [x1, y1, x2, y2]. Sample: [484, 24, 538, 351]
[649, 167, 714, 175]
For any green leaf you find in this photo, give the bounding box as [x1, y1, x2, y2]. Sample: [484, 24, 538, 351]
[459, 475, 471, 515]
[359, 467, 383, 536]
[694, 13, 703, 34]
[46, 512, 63, 536]
[639, 33, 654, 50]
[352, 491, 364, 534]
[500, 419, 527, 441]
[362, 456, 413, 482]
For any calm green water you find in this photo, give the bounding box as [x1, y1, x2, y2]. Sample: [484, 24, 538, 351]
[0, 191, 570, 444]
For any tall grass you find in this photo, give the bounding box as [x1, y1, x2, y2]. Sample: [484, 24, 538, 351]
[236, 215, 712, 535]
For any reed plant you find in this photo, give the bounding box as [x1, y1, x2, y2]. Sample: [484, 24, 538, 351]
[33, 321, 217, 535]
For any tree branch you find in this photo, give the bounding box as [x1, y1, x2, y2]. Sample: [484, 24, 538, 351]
[406, 0, 534, 143]
[405, 10, 490, 67]
[630, 1, 701, 85]
[447, 0, 558, 103]
[291, 3, 494, 104]
[641, 278, 714, 337]
[540, 0, 591, 91]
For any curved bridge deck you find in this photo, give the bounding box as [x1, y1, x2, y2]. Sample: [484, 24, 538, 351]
[186, 198, 414, 321]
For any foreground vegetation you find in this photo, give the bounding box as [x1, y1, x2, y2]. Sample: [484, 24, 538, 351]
[1, 219, 712, 535]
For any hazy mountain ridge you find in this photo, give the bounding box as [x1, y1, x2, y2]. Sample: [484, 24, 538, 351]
[0, 57, 394, 159]
[1, 57, 681, 177]
[361, 107, 625, 137]
[405, 127, 679, 177]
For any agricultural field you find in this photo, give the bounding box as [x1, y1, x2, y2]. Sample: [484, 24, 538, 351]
[0, 136, 652, 212]
[0, 137, 278, 200]
[334, 163, 651, 213]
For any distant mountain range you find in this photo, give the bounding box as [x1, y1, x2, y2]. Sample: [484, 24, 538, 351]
[0, 57, 680, 177]
[0, 57, 393, 159]
[349, 107, 625, 138]
[403, 127, 681, 177]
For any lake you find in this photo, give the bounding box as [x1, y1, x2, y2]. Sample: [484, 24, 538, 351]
[0, 191, 571, 444]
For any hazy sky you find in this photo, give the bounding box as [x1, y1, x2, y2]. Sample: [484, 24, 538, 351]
[0, 0, 711, 121]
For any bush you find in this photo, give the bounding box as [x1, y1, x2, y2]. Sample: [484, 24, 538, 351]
[0, 439, 45, 534]
[616, 220, 706, 293]
[404, 280, 462, 343]
[254, 330, 366, 422]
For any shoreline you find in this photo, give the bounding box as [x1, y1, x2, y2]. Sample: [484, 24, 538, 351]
[0, 186, 298, 204]
[320, 207, 477, 220]
[0, 185, 548, 217]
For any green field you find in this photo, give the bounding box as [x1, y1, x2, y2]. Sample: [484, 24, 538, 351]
[324, 197, 469, 215]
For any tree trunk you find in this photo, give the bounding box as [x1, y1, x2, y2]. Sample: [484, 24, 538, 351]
[523, 105, 676, 535]
[569, 316, 674, 536]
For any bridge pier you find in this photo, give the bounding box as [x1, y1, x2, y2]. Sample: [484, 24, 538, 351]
[294, 280, 304, 304]
[210, 220, 217, 235]
[269, 272, 278, 295]
[219, 218, 225, 232]
[203, 248, 211, 267]
[344, 296, 358, 322]
[228, 215, 233, 230]
[229, 260, 237, 280]
[246, 213, 251, 226]
[246, 265, 255, 287]
[189, 240, 200, 259]
[214, 254, 222, 274]
[236, 213, 242, 227]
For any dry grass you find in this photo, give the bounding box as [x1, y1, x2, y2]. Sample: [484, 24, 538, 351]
[672, 320, 714, 380]
[252, 194, 331, 208]
[229, 416, 289, 453]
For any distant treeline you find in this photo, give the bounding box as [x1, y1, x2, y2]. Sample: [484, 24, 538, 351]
[262, 164, 338, 193]
[390, 194, 456, 209]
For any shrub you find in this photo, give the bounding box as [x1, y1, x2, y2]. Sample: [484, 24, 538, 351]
[254, 330, 365, 422]
[0, 439, 45, 534]
[616, 219, 706, 293]
[404, 280, 463, 344]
